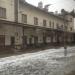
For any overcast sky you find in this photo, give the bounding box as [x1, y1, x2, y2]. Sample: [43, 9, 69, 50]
[26, 0, 75, 13]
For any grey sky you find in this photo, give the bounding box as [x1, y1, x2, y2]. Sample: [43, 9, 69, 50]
[26, 0, 75, 12]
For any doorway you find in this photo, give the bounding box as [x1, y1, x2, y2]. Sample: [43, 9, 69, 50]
[34, 36, 38, 46]
[11, 37, 15, 46]
[0, 35, 5, 46]
[22, 36, 27, 46]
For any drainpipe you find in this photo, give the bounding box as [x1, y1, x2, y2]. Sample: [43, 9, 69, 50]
[14, 0, 19, 50]
[22, 26, 25, 49]
[14, 0, 18, 22]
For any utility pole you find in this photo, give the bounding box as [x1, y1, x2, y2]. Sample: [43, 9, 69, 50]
[61, 9, 68, 56]
[64, 14, 67, 56]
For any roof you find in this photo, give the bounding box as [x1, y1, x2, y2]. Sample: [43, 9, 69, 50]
[19, 1, 65, 20]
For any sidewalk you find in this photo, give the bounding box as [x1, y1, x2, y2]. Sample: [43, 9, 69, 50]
[0, 45, 62, 58]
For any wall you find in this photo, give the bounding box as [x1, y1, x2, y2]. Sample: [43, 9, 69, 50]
[0, 24, 23, 46]
[0, 0, 15, 21]
[18, 3, 64, 30]
[66, 14, 74, 32]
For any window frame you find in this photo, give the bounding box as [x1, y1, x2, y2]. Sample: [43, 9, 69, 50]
[22, 14, 27, 23]
[43, 19, 47, 27]
[34, 17, 38, 25]
[49, 21, 51, 27]
[0, 7, 6, 19]
[52, 22, 54, 28]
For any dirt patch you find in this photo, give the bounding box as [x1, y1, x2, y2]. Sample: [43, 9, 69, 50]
[67, 71, 75, 75]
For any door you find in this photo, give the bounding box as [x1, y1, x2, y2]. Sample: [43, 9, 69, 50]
[11, 37, 15, 46]
[0, 35, 5, 46]
[34, 36, 38, 45]
[29, 37, 32, 45]
[43, 36, 46, 44]
[22, 36, 27, 46]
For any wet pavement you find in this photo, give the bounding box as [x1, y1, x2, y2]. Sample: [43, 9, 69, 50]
[0, 46, 75, 75]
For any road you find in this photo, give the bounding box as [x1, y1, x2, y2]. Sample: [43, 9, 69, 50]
[0, 46, 75, 75]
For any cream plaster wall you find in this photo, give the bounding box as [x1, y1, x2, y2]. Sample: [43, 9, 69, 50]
[1, 24, 23, 45]
[0, 0, 15, 21]
[66, 15, 74, 32]
[0, 1, 74, 32]
[18, 3, 64, 30]
[0, 1, 74, 46]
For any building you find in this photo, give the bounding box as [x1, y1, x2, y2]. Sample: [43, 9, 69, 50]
[0, 0, 75, 52]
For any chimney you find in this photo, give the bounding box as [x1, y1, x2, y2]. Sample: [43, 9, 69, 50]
[61, 9, 66, 15]
[55, 11, 58, 15]
[38, 1, 43, 9]
[44, 4, 51, 12]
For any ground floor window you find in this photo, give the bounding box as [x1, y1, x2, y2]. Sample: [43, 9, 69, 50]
[0, 35, 5, 46]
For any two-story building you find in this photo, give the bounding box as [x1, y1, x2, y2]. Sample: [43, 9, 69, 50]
[0, 0, 75, 52]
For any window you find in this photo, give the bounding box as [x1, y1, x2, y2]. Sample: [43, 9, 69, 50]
[22, 36, 27, 45]
[56, 23, 59, 29]
[70, 18, 72, 22]
[70, 27, 72, 31]
[49, 21, 51, 27]
[11, 37, 15, 45]
[0, 7, 6, 19]
[43, 19, 46, 26]
[22, 14, 27, 23]
[65, 26, 67, 30]
[0, 35, 5, 46]
[61, 25, 64, 29]
[53, 22, 54, 28]
[34, 17, 38, 25]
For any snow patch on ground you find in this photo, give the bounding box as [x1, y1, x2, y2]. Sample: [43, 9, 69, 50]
[0, 46, 75, 75]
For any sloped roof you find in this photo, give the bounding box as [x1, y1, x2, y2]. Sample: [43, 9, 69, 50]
[19, 1, 65, 20]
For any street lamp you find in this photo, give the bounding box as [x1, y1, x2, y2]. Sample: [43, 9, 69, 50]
[64, 15, 67, 56]
[61, 9, 68, 56]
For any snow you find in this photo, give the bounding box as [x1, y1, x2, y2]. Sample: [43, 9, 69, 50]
[0, 46, 75, 75]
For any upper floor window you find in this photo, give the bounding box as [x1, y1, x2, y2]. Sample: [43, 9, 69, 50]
[64, 26, 68, 30]
[70, 27, 72, 31]
[22, 14, 27, 23]
[43, 19, 46, 27]
[0, 7, 6, 19]
[70, 18, 72, 22]
[34, 17, 38, 25]
[53, 22, 54, 28]
[56, 23, 59, 29]
[49, 21, 51, 27]
[61, 25, 64, 29]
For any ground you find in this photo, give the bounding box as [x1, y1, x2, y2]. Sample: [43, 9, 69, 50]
[0, 46, 75, 75]
[67, 71, 75, 75]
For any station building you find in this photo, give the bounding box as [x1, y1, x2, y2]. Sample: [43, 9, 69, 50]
[0, 0, 75, 52]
